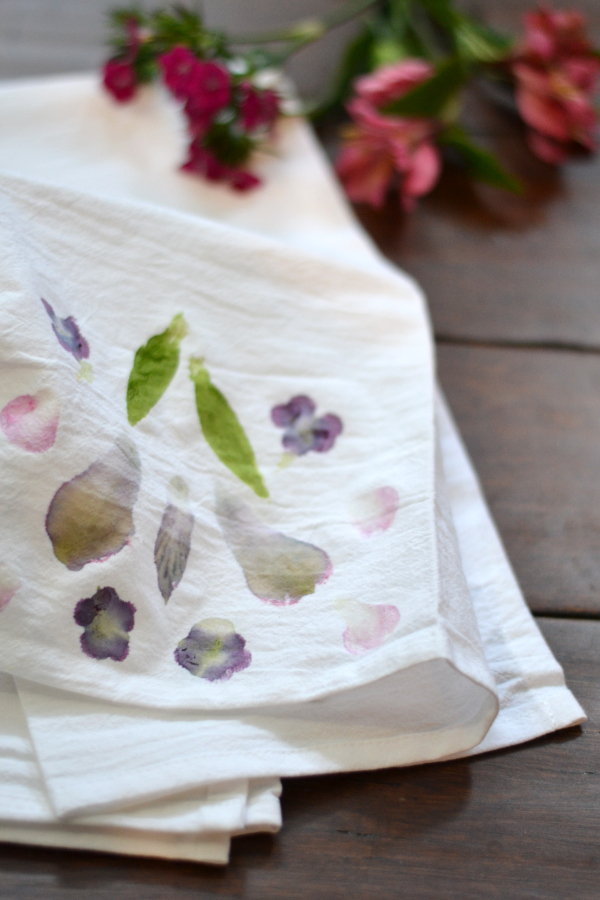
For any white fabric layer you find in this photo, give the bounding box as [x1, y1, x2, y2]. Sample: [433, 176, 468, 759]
[0, 74, 585, 861]
[0, 671, 281, 862]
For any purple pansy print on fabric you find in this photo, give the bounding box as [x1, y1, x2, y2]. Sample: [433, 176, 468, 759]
[175, 618, 251, 682]
[74, 586, 136, 662]
[41, 298, 90, 362]
[271, 395, 342, 456]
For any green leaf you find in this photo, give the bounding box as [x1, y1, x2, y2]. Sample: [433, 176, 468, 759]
[189, 357, 269, 499]
[417, 0, 460, 31]
[372, 37, 410, 67]
[204, 123, 255, 167]
[126, 314, 188, 426]
[440, 126, 524, 193]
[383, 57, 467, 117]
[455, 19, 514, 62]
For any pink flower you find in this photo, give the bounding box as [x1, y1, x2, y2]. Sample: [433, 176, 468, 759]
[510, 8, 600, 163]
[183, 100, 213, 139]
[180, 144, 261, 192]
[159, 47, 203, 100]
[354, 58, 435, 106]
[161, 52, 231, 128]
[102, 59, 138, 103]
[181, 144, 228, 181]
[238, 83, 279, 132]
[0, 388, 60, 453]
[230, 169, 262, 191]
[186, 61, 232, 116]
[335, 59, 442, 210]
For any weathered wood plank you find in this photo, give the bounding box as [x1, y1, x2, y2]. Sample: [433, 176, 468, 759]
[437, 342, 600, 616]
[0, 617, 596, 899]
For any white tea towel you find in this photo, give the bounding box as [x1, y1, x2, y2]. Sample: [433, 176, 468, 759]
[0, 168, 498, 735]
[0, 74, 585, 862]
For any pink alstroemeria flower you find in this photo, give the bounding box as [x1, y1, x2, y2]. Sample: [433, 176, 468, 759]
[335, 59, 442, 211]
[510, 8, 600, 163]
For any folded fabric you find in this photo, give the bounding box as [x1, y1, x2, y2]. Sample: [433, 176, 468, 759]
[0, 671, 281, 863]
[0, 74, 585, 863]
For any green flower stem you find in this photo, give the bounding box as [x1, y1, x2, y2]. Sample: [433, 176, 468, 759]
[229, 0, 381, 46]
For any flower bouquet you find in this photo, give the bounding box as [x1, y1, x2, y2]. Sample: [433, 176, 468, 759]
[102, 1, 600, 210]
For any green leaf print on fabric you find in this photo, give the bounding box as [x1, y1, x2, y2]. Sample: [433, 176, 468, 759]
[189, 356, 268, 499]
[126, 314, 188, 426]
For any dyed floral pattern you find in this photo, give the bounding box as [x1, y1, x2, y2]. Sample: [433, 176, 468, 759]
[352, 486, 399, 537]
[0, 388, 60, 453]
[41, 299, 90, 362]
[175, 618, 251, 681]
[216, 493, 332, 605]
[0, 562, 20, 613]
[335, 597, 400, 655]
[271, 395, 342, 456]
[189, 357, 268, 498]
[46, 436, 141, 570]
[127, 314, 188, 426]
[74, 586, 136, 661]
[154, 477, 195, 603]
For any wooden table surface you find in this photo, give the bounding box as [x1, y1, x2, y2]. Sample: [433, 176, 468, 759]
[2, 2, 600, 898]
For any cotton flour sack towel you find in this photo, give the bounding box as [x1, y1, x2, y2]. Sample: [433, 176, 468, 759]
[0, 74, 585, 860]
[0, 168, 497, 739]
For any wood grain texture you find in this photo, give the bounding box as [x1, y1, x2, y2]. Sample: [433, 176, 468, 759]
[353, 124, 600, 348]
[438, 342, 600, 616]
[0, 618, 595, 900]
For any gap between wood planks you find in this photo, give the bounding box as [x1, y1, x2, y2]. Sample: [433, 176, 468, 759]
[435, 334, 600, 355]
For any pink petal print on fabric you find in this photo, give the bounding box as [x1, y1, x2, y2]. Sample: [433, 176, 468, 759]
[335, 597, 400, 655]
[0, 562, 20, 612]
[351, 486, 399, 537]
[0, 389, 60, 453]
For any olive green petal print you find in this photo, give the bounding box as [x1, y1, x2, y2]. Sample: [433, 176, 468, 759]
[127, 314, 188, 426]
[45, 436, 141, 571]
[216, 493, 332, 605]
[189, 357, 268, 499]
